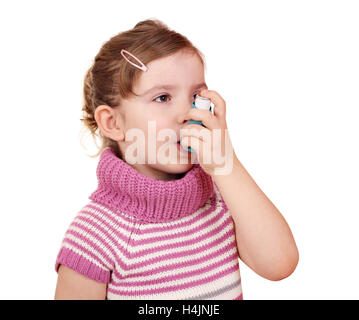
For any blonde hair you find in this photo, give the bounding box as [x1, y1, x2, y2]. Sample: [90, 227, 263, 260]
[80, 18, 206, 158]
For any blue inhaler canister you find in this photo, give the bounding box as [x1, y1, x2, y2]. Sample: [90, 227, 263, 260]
[180, 95, 214, 153]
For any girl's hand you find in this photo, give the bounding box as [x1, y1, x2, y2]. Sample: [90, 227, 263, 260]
[179, 89, 235, 177]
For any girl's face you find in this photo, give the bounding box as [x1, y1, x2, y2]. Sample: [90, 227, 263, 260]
[118, 50, 208, 180]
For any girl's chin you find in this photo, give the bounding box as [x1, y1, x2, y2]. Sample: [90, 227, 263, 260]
[154, 149, 198, 173]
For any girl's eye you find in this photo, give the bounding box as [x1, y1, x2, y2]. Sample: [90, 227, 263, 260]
[153, 93, 199, 103]
[154, 94, 171, 103]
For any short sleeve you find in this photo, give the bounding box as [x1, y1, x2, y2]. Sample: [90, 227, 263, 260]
[54, 203, 117, 283]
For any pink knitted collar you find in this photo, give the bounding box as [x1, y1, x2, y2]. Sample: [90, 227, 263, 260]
[89, 148, 214, 223]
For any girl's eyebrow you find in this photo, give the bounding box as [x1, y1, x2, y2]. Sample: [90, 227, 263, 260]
[140, 82, 207, 95]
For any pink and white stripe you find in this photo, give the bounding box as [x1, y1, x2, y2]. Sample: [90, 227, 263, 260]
[55, 184, 243, 300]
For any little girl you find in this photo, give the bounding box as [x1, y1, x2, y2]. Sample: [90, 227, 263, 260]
[54, 19, 299, 300]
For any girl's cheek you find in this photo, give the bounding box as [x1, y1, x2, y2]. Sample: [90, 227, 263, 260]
[153, 116, 173, 129]
[158, 117, 170, 126]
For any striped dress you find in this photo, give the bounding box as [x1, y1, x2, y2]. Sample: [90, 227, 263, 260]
[55, 148, 243, 300]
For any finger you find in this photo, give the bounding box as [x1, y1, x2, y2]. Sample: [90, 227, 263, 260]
[199, 89, 226, 119]
[183, 108, 219, 130]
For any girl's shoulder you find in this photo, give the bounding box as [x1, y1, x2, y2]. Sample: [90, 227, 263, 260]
[73, 200, 137, 225]
[55, 200, 135, 283]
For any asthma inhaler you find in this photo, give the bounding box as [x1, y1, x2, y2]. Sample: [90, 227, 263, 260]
[180, 94, 214, 153]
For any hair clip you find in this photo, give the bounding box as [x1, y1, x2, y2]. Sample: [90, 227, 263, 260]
[121, 49, 148, 72]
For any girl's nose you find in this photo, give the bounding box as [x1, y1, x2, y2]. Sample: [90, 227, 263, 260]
[177, 115, 186, 124]
[177, 105, 191, 124]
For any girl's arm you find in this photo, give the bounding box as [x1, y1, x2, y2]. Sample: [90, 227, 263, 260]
[54, 264, 107, 300]
[212, 155, 299, 281]
[179, 88, 298, 281]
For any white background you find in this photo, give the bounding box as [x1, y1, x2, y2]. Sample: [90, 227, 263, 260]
[0, 0, 358, 299]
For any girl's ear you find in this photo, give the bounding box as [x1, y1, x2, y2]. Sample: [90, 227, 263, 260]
[94, 105, 125, 141]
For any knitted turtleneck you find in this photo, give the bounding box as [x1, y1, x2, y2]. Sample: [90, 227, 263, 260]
[88, 148, 214, 223]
